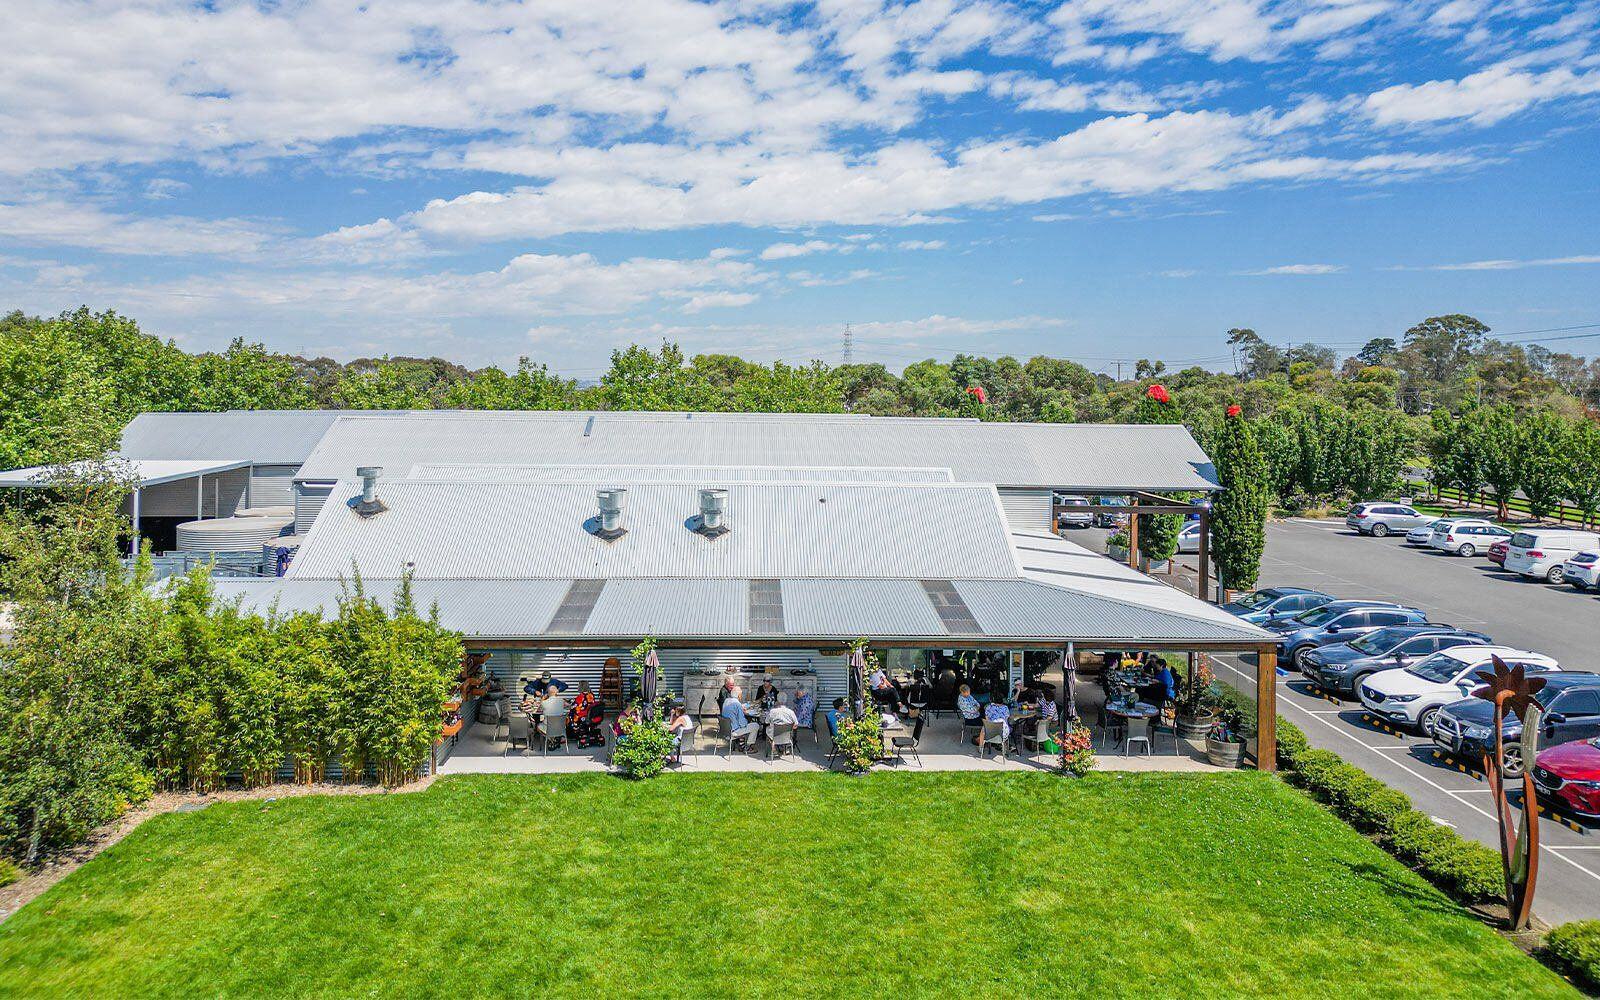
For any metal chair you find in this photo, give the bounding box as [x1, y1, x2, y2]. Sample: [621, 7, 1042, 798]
[768, 722, 796, 761]
[673, 719, 697, 765]
[505, 715, 530, 755]
[540, 714, 569, 755]
[1019, 717, 1049, 760]
[1123, 716, 1152, 756]
[717, 716, 736, 757]
[979, 719, 1007, 761]
[890, 715, 925, 767]
[1098, 707, 1127, 750]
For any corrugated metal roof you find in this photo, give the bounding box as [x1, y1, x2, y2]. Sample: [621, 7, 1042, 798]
[207, 575, 1267, 643]
[296, 411, 1217, 490]
[406, 463, 955, 483]
[0, 458, 249, 488]
[582, 578, 748, 636]
[780, 578, 947, 636]
[286, 480, 1020, 581]
[207, 577, 570, 637]
[119, 411, 344, 466]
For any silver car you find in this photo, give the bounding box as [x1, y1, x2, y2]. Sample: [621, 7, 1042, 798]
[1054, 494, 1093, 529]
[1346, 501, 1430, 537]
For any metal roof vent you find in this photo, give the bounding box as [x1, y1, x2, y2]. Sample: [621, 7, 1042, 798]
[693, 488, 729, 539]
[347, 467, 388, 518]
[589, 488, 628, 542]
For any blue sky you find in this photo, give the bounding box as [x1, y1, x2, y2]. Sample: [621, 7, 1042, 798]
[1, 0, 1597, 377]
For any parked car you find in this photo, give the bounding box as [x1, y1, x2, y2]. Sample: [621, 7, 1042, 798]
[1488, 539, 1509, 566]
[1346, 501, 1430, 537]
[1092, 496, 1129, 528]
[1532, 738, 1600, 820]
[1561, 551, 1600, 590]
[1359, 645, 1561, 734]
[1301, 624, 1495, 697]
[1434, 673, 1600, 776]
[1406, 518, 1454, 547]
[1427, 519, 1513, 557]
[1505, 528, 1600, 583]
[1054, 494, 1093, 529]
[1176, 521, 1207, 553]
[1265, 601, 1428, 671]
[1221, 587, 1334, 624]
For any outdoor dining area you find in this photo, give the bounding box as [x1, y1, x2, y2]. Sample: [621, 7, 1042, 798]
[441, 645, 1230, 775]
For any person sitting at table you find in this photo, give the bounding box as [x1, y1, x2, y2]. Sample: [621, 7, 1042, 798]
[984, 698, 1012, 745]
[524, 670, 568, 700]
[1007, 678, 1027, 708]
[567, 681, 600, 748]
[905, 670, 931, 717]
[793, 687, 816, 728]
[823, 697, 846, 737]
[1152, 657, 1178, 702]
[767, 691, 798, 736]
[721, 685, 760, 751]
[716, 676, 736, 709]
[535, 684, 567, 739]
[870, 674, 904, 713]
[754, 678, 780, 711]
[869, 663, 888, 689]
[956, 684, 983, 743]
[666, 705, 694, 751]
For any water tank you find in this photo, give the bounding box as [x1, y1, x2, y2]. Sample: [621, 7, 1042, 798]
[175, 515, 294, 553]
[233, 505, 293, 519]
[263, 534, 305, 577]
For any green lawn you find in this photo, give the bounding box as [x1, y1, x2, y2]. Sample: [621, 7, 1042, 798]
[0, 772, 1575, 998]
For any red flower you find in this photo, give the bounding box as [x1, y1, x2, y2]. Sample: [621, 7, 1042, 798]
[1146, 384, 1170, 403]
[1226, 404, 1242, 417]
[966, 385, 988, 404]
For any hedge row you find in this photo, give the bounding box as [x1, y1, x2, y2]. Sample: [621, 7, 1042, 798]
[1274, 719, 1504, 904]
[1542, 920, 1600, 993]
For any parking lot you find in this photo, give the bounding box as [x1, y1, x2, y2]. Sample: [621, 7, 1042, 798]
[1073, 517, 1600, 925]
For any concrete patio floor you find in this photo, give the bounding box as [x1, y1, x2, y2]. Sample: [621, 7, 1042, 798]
[438, 711, 1228, 775]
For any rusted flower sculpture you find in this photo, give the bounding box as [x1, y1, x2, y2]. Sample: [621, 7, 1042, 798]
[1471, 654, 1546, 930]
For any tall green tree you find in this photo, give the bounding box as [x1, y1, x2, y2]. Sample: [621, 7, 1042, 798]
[1517, 411, 1569, 520]
[1566, 419, 1600, 528]
[1211, 406, 1271, 592]
[1467, 405, 1523, 519]
[1132, 384, 1186, 564]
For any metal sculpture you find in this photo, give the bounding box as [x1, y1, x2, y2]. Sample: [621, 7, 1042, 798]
[1471, 654, 1545, 930]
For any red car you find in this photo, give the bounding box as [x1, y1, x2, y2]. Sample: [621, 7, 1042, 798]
[1487, 539, 1509, 566]
[1532, 739, 1600, 819]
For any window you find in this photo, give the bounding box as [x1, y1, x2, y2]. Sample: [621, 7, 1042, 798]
[1554, 690, 1600, 716]
[1369, 611, 1411, 627]
[1396, 637, 1439, 655]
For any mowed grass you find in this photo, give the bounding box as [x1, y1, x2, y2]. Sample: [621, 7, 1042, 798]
[0, 772, 1575, 998]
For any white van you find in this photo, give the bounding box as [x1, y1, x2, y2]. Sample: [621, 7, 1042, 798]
[1504, 529, 1600, 583]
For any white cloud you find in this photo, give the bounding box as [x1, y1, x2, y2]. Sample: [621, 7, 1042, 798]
[1365, 64, 1600, 127]
[897, 239, 946, 250]
[678, 291, 759, 312]
[1047, 0, 1395, 65]
[1393, 254, 1600, 271]
[760, 239, 837, 260]
[142, 178, 189, 200]
[1238, 263, 1345, 275]
[0, 200, 274, 257]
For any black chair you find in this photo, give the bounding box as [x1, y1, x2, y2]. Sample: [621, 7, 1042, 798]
[890, 715, 925, 767]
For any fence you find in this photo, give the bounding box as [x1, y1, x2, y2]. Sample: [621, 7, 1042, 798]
[1406, 479, 1598, 528]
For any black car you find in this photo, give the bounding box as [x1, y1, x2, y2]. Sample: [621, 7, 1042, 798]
[1432, 673, 1600, 776]
[1300, 625, 1494, 697]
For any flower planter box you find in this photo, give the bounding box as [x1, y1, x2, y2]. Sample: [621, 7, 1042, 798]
[1205, 736, 1244, 769]
[1107, 544, 1129, 562]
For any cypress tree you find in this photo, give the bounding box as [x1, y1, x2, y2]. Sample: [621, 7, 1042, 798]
[1212, 404, 1271, 592]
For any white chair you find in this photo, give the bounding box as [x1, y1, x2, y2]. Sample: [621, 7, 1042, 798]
[540, 714, 570, 755]
[980, 719, 1007, 761]
[504, 715, 530, 755]
[1123, 716, 1152, 756]
[673, 720, 697, 765]
[768, 722, 796, 761]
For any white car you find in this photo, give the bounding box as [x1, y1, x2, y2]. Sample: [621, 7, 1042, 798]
[1054, 494, 1093, 529]
[1505, 529, 1600, 583]
[1562, 552, 1600, 590]
[1358, 645, 1561, 734]
[1176, 520, 1208, 553]
[1406, 518, 1455, 546]
[1427, 519, 1513, 557]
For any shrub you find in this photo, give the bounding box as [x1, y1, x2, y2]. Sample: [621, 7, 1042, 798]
[1294, 751, 1412, 834]
[1057, 725, 1095, 777]
[0, 857, 20, 888]
[1388, 810, 1504, 903]
[832, 714, 883, 773]
[1543, 920, 1600, 992]
[1277, 720, 1310, 766]
[611, 716, 675, 779]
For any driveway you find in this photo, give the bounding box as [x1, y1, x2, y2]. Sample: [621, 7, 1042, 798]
[1060, 518, 1600, 924]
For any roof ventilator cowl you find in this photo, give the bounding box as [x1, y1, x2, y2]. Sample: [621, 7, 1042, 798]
[693, 488, 730, 539]
[347, 467, 388, 518]
[589, 488, 628, 542]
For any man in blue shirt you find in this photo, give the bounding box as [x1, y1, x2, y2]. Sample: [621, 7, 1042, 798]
[1153, 658, 1178, 701]
[721, 685, 759, 751]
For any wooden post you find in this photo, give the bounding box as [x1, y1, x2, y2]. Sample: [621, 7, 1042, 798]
[1197, 507, 1211, 603]
[1256, 646, 1278, 772]
[1127, 496, 1140, 569]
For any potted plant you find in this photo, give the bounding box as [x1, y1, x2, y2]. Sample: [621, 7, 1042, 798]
[1057, 725, 1095, 777]
[1105, 530, 1130, 562]
[832, 714, 883, 774]
[611, 714, 675, 779]
[1173, 658, 1218, 739]
[1205, 703, 1247, 768]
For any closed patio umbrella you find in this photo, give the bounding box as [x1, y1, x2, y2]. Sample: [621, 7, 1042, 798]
[1061, 642, 1079, 722]
[641, 647, 660, 719]
[849, 647, 866, 720]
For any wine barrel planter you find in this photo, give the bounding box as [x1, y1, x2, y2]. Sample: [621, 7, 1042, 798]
[1107, 544, 1130, 562]
[1176, 713, 1215, 740]
[1206, 736, 1244, 769]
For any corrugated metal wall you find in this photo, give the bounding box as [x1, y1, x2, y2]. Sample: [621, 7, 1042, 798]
[249, 464, 299, 505]
[997, 487, 1052, 531]
[127, 467, 249, 518]
[294, 481, 334, 534]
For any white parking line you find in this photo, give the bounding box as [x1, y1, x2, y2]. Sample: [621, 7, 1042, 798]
[1213, 657, 1600, 886]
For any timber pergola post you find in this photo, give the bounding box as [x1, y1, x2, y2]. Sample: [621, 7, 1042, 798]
[1256, 643, 1278, 773]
